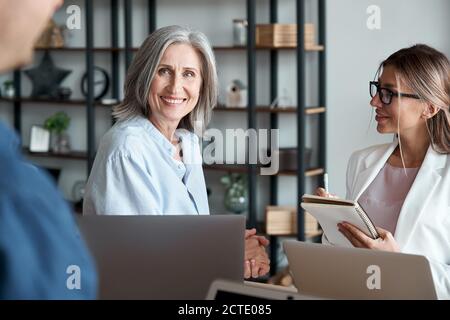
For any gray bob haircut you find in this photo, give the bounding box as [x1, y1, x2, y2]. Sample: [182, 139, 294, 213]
[112, 25, 218, 132]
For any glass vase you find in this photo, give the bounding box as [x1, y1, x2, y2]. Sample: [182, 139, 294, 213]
[51, 132, 71, 154]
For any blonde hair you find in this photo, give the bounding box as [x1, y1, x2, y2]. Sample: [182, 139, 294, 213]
[113, 25, 218, 132]
[377, 44, 450, 154]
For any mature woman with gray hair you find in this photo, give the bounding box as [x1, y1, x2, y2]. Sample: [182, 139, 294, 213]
[83, 25, 269, 279]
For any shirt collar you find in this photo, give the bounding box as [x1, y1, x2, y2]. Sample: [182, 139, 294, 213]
[132, 116, 199, 163]
[134, 115, 177, 156]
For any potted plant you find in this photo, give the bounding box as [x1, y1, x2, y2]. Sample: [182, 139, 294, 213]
[44, 111, 71, 153]
[2, 80, 15, 98]
[220, 173, 248, 214]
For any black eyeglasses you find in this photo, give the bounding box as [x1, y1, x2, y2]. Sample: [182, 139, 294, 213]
[369, 81, 421, 105]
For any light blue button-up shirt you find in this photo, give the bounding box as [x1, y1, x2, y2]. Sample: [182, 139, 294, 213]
[83, 115, 210, 215]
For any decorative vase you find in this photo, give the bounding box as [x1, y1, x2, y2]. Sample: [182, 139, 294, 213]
[233, 19, 247, 46]
[57, 87, 72, 100]
[224, 188, 248, 214]
[223, 174, 248, 214]
[3, 85, 15, 98]
[51, 131, 71, 154]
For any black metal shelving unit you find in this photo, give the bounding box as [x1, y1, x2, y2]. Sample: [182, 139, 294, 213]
[246, 0, 257, 229]
[237, 0, 326, 274]
[1, 0, 326, 276]
[85, 0, 95, 173]
[268, 0, 279, 272]
[111, 0, 120, 104]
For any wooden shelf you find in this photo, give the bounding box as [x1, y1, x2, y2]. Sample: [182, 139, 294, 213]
[214, 45, 324, 51]
[214, 106, 325, 114]
[258, 45, 324, 51]
[22, 151, 323, 174]
[305, 107, 326, 115]
[203, 164, 249, 173]
[33, 45, 325, 52]
[277, 168, 324, 177]
[0, 97, 116, 107]
[304, 168, 325, 177]
[305, 230, 324, 238]
[270, 230, 323, 239]
[23, 148, 87, 160]
[4, 98, 323, 113]
[259, 221, 323, 239]
[203, 164, 324, 177]
[35, 47, 124, 52]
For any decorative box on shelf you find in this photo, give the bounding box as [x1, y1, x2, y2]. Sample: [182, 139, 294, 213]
[265, 206, 318, 236]
[262, 147, 313, 172]
[278, 147, 312, 171]
[255, 23, 318, 48]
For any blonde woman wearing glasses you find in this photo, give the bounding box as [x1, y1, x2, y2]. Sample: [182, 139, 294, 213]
[317, 44, 450, 299]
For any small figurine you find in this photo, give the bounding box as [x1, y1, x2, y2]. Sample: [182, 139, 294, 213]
[225, 79, 247, 108]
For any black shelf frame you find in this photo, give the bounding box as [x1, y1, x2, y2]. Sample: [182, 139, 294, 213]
[13, 70, 22, 133]
[296, 0, 306, 243]
[318, 0, 327, 175]
[247, 0, 257, 229]
[32, 45, 324, 52]
[111, 0, 120, 102]
[86, 0, 95, 173]
[269, 0, 280, 275]
[124, 0, 133, 71]
[263, 0, 327, 274]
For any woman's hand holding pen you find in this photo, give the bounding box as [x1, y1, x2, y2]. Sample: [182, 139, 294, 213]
[316, 173, 339, 198]
[315, 187, 339, 199]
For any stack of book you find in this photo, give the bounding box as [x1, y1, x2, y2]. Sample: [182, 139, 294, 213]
[255, 23, 320, 49]
[265, 206, 319, 235]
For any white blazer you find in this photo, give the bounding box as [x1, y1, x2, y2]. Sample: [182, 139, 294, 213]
[326, 138, 450, 299]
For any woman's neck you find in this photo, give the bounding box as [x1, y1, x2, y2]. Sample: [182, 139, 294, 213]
[148, 116, 179, 145]
[394, 127, 430, 166]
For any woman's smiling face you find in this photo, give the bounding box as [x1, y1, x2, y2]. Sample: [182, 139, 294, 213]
[148, 43, 203, 126]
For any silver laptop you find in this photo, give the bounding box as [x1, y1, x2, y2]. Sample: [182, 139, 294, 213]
[206, 279, 324, 300]
[78, 215, 245, 299]
[283, 240, 437, 300]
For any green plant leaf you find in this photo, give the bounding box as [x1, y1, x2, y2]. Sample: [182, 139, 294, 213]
[44, 111, 71, 134]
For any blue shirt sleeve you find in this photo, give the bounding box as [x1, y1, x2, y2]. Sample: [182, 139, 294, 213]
[0, 123, 97, 299]
[83, 151, 162, 215]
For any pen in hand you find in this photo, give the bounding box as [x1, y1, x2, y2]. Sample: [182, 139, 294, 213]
[316, 173, 334, 198]
[323, 173, 329, 194]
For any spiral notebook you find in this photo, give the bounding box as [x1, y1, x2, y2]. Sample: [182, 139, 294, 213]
[301, 194, 379, 247]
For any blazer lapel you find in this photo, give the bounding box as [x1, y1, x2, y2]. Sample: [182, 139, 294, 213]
[352, 140, 398, 201]
[394, 146, 446, 248]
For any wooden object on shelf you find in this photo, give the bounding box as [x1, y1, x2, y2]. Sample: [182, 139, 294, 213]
[35, 19, 65, 48]
[266, 206, 297, 235]
[265, 206, 319, 235]
[255, 23, 316, 48]
[267, 266, 295, 287]
[275, 147, 313, 171]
